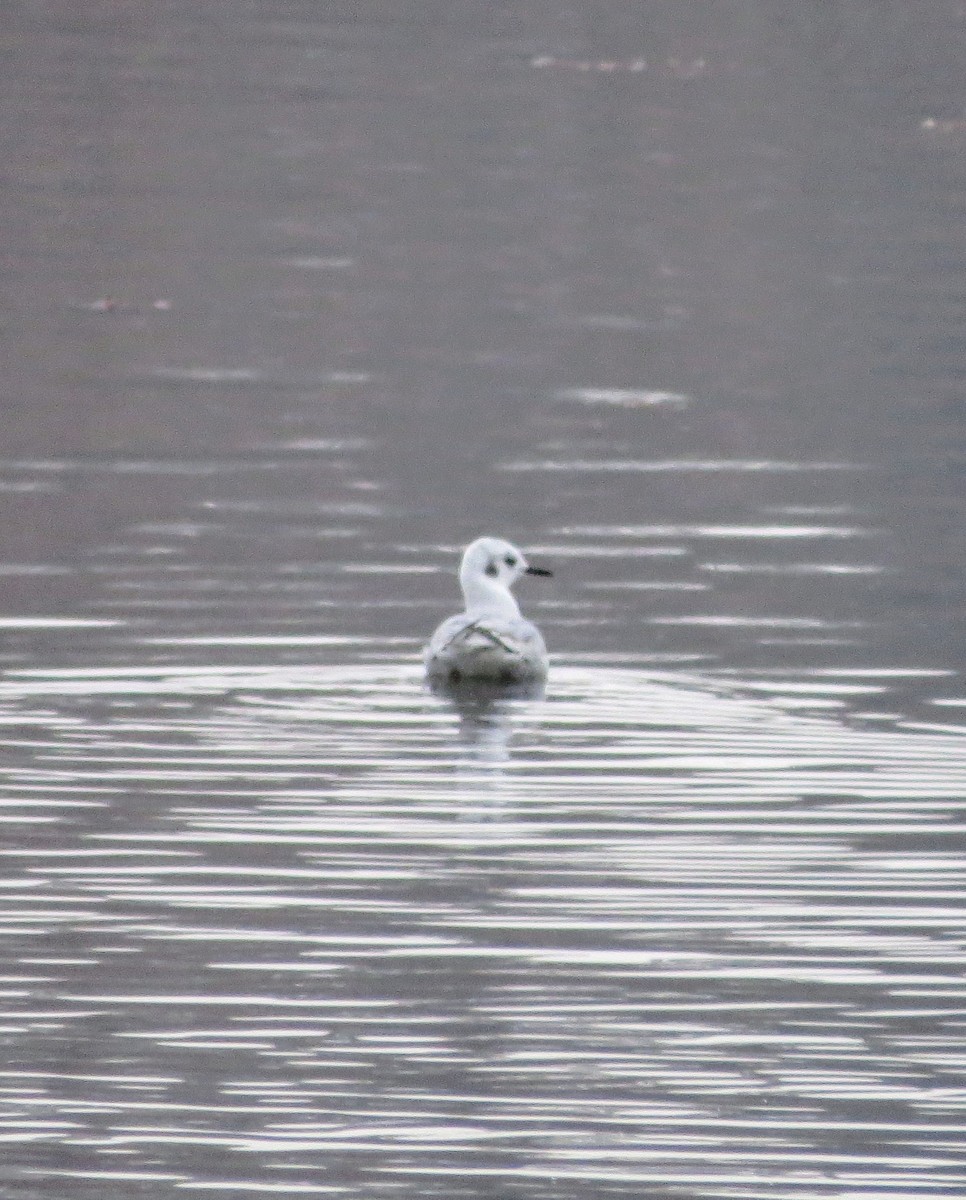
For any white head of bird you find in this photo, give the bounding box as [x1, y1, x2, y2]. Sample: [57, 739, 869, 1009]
[458, 536, 553, 621]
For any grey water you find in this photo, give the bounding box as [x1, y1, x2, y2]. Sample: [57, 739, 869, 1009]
[1, 2, 966, 1197]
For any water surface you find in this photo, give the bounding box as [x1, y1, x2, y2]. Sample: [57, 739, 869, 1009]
[2, 2, 966, 1197]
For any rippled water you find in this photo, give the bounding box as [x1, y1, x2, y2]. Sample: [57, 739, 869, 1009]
[1, 661, 965, 1197]
[3, 2, 966, 1197]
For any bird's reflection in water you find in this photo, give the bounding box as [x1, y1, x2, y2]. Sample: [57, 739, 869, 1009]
[429, 675, 545, 766]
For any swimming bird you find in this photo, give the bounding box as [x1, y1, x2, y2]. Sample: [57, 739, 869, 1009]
[424, 536, 552, 685]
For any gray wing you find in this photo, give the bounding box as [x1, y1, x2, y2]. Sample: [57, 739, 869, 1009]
[425, 613, 547, 674]
[425, 613, 477, 662]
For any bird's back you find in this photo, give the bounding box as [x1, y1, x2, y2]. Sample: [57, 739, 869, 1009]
[425, 611, 548, 684]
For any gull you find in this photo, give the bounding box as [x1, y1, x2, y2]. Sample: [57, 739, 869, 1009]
[424, 536, 552, 686]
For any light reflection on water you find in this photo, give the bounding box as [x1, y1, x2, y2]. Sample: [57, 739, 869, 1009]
[4, 0, 966, 1195]
[0, 661, 964, 1196]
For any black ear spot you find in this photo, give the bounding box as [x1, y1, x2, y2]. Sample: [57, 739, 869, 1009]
[484, 561, 499, 577]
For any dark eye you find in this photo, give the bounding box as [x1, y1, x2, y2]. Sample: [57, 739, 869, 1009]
[504, 555, 517, 567]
